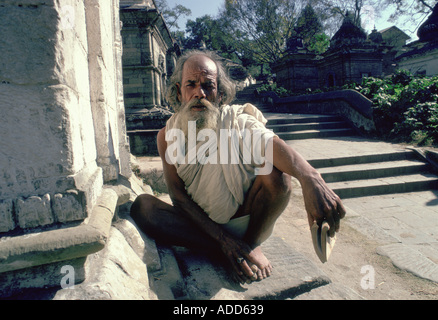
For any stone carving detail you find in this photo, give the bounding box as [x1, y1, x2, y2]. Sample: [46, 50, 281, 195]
[0, 191, 87, 233]
[16, 194, 53, 229]
[52, 191, 86, 223]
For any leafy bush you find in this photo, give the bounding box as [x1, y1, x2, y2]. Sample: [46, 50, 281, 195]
[345, 70, 438, 146]
[256, 83, 292, 98]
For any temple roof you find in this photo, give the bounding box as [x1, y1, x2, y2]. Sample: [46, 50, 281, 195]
[330, 12, 367, 48]
[417, 3, 438, 42]
[368, 27, 383, 44]
[120, 0, 156, 10]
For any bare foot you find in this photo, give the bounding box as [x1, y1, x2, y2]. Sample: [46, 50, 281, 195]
[218, 234, 273, 283]
[234, 246, 272, 283]
[246, 246, 272, 280]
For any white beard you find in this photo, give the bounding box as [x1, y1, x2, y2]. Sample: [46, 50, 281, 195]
[176, 99, 220, 139]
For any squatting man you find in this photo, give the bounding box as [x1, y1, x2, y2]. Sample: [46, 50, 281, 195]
[131, 50, 346, 283]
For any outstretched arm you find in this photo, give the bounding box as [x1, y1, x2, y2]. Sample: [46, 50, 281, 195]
[271, 137, 346, 236]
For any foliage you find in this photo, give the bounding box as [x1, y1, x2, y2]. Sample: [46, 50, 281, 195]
[294, 4, 323, 36]
[256, 83, 292, 97]
[183, 15, 238, 62]
[307, 33, 331, 54]
[345, 70, 438, 145]
[184, 15, 217, 49]
[292, 4, 330, 54]
[219, 0, 300, 67]
[154, 0, 191, 31]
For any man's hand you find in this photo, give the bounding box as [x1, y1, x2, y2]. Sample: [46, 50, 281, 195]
[301, 172, 346, 237]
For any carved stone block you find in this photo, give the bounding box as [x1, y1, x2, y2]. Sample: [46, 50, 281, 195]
[0, 199, 15, 233]
[52, 191, 86, 223]
[15, 194, 54, 229]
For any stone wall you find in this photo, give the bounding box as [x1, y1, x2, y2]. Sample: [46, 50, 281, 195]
[0, 0, 135, 296]
[0, 0, 131, 234]
[260, 89, 376, 133]
[319, 50, 385, 88]
[274, 52, 319, 92]
[120, 1, 178, 116]
[397, 48, 438, 76]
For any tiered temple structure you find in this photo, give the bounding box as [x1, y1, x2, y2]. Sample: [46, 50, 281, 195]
[273, 13, 401, 93]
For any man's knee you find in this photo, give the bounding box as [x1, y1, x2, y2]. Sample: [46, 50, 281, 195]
[260, 169, 292, 199]
[130, 193, 157, 225]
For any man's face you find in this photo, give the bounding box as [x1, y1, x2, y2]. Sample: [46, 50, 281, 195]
[177, 55, 219, 110]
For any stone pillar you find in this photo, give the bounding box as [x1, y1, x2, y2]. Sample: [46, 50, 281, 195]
[0, 0, 103, 232]
[0, 0, 132, 287]
[85, 0, 131, 182]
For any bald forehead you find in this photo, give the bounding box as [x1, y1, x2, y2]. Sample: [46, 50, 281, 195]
[183, 55, 218, 78]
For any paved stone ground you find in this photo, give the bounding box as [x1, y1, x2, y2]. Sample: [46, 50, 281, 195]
[170, 237, 332, 300]
[134, 128, 438, 300]
[288, 135, 438, 283]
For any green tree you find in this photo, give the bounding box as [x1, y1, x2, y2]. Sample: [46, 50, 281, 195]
[293, 4, 330, 54]
[183, 15, 238, 60]
[184, 15, 215, 49]
[308, 33, 331, 54]
[294, 4, 323, 43]
[219, 0, 302, 67]
[154, 0, 192, 31]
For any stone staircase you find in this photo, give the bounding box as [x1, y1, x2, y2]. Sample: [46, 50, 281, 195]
[266, 113, 438, 199]
[311, 150, 438, 199]
[234, 84, 271, 112]
[267, 114, 356, 140]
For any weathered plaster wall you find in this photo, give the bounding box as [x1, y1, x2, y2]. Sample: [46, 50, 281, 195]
[397, 48, 438, 76]
[0, 0, 130, 232]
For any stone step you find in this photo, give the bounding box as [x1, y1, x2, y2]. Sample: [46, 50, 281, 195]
[308, 150, 418, 169]
[262, 112, 438, 199]
[276, 128, 356, 140]
[268, 121, 349, 132]
[318, 159, 431, 183]
[266, 114, 342, 125]
[235, 92, 254, 98]
[328, 173, 438, 199]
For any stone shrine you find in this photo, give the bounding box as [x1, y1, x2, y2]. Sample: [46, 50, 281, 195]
[119, 0, 180, 156]
[273, 13, 398, 93]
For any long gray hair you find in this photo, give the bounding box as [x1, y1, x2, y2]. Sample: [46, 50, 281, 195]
[166, 50, 236, 111]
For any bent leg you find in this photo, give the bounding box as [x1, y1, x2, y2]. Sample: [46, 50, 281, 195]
[131, 194, 254, 283]
[232, 166, 291, 280]
[130, 194, 218, 251]
[240, 166, 292, 247]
